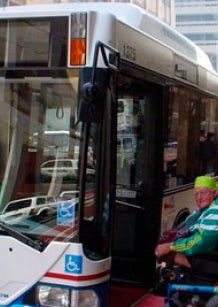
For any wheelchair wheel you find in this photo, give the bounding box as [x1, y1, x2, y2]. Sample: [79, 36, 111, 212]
[206, 294, 218, 307]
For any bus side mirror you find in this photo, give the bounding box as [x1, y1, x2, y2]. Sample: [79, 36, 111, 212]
[77, 68, 109, 123]
[77, 41, 120, 123]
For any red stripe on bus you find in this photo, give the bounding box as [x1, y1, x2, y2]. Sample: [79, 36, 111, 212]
[44, 269, 110, 281]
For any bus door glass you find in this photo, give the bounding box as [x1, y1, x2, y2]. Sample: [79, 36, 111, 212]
[112, 74, 163, 287]
[77, 65, 118, 259]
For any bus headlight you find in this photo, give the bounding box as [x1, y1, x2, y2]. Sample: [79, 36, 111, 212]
[37, 286, 69, 306]
[71, 289, 99, 306]
[36, 286, 99, 307]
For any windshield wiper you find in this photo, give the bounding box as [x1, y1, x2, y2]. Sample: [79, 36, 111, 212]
[0, 221, 47, 252]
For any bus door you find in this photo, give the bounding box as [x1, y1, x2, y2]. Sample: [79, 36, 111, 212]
[112, 74, 163, 288]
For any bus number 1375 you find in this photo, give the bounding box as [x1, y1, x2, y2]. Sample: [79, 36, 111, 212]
[123, 44, 136, 61]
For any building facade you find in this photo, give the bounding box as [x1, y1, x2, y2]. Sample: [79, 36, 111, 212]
[2, 0, 175, 26]
[175, 0, 218, 71]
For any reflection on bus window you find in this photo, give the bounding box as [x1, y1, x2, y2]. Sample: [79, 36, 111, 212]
[116, 96, 143, 198]
[29, 130, 71, 158]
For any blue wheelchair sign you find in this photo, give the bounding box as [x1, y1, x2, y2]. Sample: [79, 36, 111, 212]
[57, 200, 77, 226]
[65, 255, 83, 274]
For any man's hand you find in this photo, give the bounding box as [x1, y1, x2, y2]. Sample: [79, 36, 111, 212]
[155, 243, 171, 258]
[174, 253, 191, 268]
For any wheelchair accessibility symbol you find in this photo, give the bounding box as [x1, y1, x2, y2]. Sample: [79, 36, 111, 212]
[65, 255, 82, 274]
[57, 201, 76, 226]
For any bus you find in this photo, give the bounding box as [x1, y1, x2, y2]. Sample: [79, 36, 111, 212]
[30, 130, 72, 158]
[0, 2, 218, 306]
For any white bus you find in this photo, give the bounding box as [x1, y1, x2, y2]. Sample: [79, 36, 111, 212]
[30, 130, 71, 157]
[0, 2, 218, 306]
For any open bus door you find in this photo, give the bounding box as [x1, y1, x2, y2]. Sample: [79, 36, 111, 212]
[77, 41, 120, 257]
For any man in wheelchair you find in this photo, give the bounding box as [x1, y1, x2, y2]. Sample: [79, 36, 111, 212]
[155, 175, 218, 268]
[154, 176, 218, 306]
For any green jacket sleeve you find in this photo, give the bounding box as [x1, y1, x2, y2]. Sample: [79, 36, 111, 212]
[171, 203, 218, 256]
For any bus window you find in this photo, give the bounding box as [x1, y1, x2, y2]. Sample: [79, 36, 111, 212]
[6, 17, 68, 67]
[164, 87, 218, 189]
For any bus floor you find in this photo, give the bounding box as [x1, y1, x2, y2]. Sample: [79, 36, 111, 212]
[109, 284, 166, 306]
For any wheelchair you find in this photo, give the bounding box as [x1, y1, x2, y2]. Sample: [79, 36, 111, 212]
[154, 248, 218, 306]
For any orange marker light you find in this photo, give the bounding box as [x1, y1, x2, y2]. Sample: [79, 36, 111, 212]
[70, 38, 86, 66]
[69, 13, 87, 66]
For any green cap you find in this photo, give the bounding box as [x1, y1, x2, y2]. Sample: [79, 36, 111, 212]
[194, 176, 217, 190]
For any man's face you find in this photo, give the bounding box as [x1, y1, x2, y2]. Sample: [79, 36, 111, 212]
[194, 187, 217, 210]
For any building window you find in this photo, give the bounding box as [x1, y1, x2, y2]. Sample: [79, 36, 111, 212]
[177, 14, 218, 22]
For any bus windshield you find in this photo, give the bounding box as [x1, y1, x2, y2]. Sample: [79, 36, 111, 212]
[0, 72, 97, 248]
[0, 12, 115, 264]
